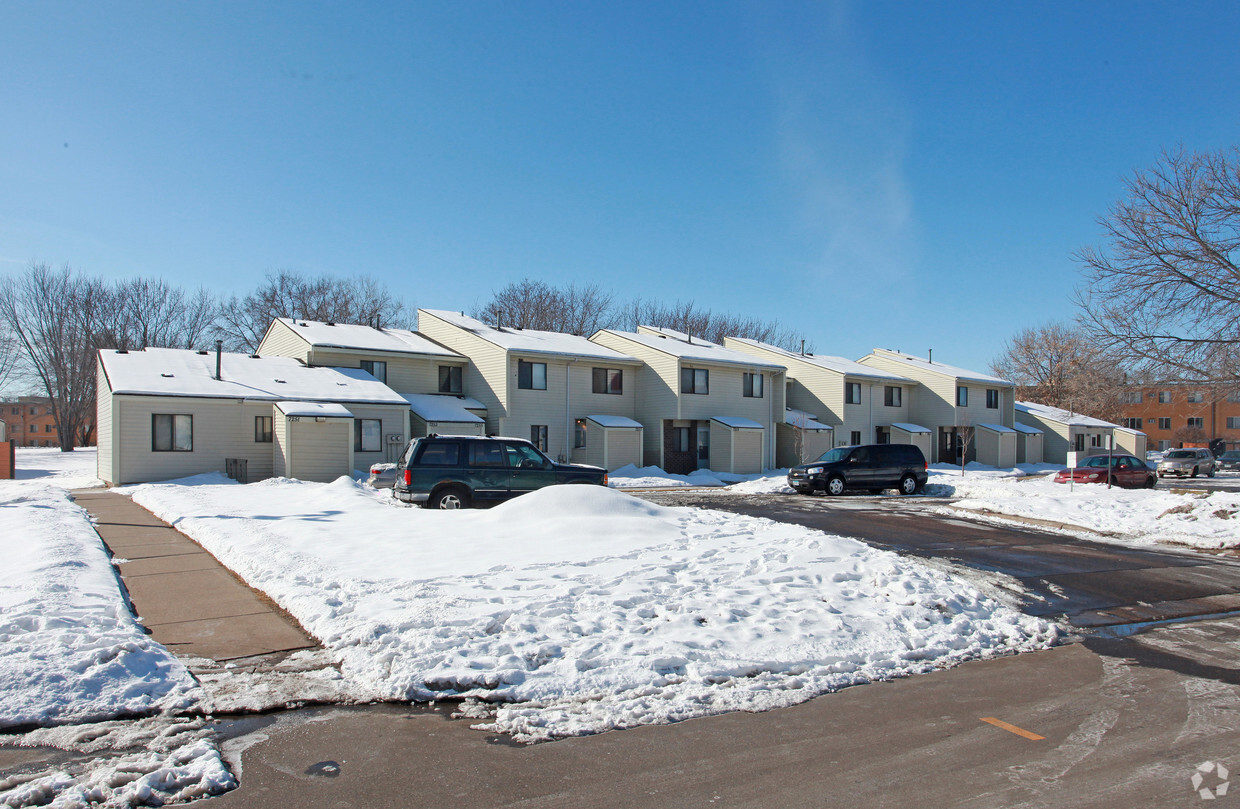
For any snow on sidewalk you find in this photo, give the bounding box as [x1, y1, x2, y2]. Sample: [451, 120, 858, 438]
[124, 474, 1057, 742]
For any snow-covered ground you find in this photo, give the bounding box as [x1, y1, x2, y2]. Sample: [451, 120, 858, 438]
[0, 448, 236, 808]
[118, 472, 1057, 742]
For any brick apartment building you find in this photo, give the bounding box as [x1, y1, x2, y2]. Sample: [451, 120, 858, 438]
[1117, 385, 1240, 452]
[0, 396, 95, 448]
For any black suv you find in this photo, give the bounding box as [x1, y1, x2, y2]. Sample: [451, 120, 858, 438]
[393, 435, 607, 509]
[788, 443, 927, 496]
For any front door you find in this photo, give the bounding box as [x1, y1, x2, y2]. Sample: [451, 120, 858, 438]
[696, 421, 710, 470]
[939, 427, 958, 464]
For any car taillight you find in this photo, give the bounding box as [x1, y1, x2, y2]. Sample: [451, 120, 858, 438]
[603, 473, 608, 486]
[404, 469, 411, 486]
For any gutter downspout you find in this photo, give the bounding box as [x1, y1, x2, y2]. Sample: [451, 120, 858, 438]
[565, 358, 578, 463]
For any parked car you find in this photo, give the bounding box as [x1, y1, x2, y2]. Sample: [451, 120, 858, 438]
[1218, 450, 1240, 472]
[365, 463, 397, 489]
[1054, 454, 1156, 488]
[392, 435, 607, 509]
[787, 443, 927, 496]
[1157, 448, 1217, 478]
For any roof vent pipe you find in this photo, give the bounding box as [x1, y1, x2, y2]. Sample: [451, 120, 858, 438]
[800, 339, 805, 356]
[928, 349, 933, 364]
[215, 340, 223, 381]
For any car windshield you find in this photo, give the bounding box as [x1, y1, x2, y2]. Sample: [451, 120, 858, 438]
[1221, 452, 1240, 460]
[1081, 456, 1113, 468]
[814, 447, 853, 464]
[1165, 450, 1198, 459]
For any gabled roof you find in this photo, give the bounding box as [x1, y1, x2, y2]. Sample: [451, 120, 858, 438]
[99, 347, 409, 405]
[891, 422, 931, 434]
[402, 393, 486, 424]
[596, 328, 784, 370]
[585, 414, 643, 428]
[785, 408, 832, 431]
[864, 348, 1011, 386]
[420, 310, 638, 362]
[1015, 400, 1118, 429]
[269, 317, 462, 359]
[727, 337, 912, 382]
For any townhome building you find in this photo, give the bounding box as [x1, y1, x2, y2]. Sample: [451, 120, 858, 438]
[1015, 401, 1145, 465]
[856, 349, 1017, 466]
[256, 318, 484, 438]
[589, 327, 784, 474]
[417, 310, 645, 470]
[724, 338, 926, 465]
[1116, 385, 1240, 452]
[96, 346, 411, 485]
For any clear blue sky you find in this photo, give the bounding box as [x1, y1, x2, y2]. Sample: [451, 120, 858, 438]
[3, 1, 1238, 372]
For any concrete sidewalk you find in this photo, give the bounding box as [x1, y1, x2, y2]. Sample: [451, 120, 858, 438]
[71, 489, 316, 662]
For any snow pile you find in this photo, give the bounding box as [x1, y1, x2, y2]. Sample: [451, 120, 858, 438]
[0, 486, 199, 729]
[924, 463, 1059, 498]
[944, 473, 1240, 549]
[0, 718, 234, 808]
[609, 464, 793, 493]
[124, 475, 1056, 742]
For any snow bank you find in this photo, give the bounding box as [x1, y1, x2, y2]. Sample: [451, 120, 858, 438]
[125, 476, 1056, 742]
[0, 486, 198, 729]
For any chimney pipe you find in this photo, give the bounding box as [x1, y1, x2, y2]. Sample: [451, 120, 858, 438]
[928, 349, 933, 364]
[215, 340, 223, 381]
[800, 339, 805, 356]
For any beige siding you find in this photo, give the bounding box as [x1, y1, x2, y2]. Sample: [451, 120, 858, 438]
[346, 403, 410, 466]
[730, 427, 764, 474]
[590, 332, 681, 467]
[603, 428, 643, 470]
[417, 311, 509, 434]
[274, 414, 289, 477]
[1117, 431, 1146, 457]
[414, 416, 485, 437]
[286, 418, 352, 482]
[891, 427, 933, 462]
[710, 423, 733, 473]
[96, 360, 114, 484]
[776, 424, 833, 467]
[305, 348, 456, 397]
[1016, 412, 1073, 464]
[111, 396, 279, 485]
[257, 319, 312, 363]
[1017, 432, 1043, 464]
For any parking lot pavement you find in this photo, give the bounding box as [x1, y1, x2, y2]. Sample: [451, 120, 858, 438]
[205, 616, 1240, 808]
[1156, 472, 1240, 493]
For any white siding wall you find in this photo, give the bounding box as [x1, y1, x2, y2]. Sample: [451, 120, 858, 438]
[603, 428, 643, 470]
[729, 427, 764, 474]
[112, 396, 279, 485]
[256, 320, 312, 362]
[286, 418, 351, 482]
[96, 361, 114, 483]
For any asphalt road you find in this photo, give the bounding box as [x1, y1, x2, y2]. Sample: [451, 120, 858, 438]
[640, 490, 1240, 629]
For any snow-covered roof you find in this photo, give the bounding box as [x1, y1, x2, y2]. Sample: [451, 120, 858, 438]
[273, 318, 463, 358]
[276, 401, 354, 418]
[866, 348, 1010, 386]
[586, 415, 643, 428]
[891, 422, 931, 434]
[712, 416, 765, 429]
[728, 337, 913, 382]
[100, 347, 409, 406]
[420, 310, 638, 362]
[1016, 400, 1118, 429]
[785, 408, 832, 431]
[402, 393, 486, 424]
[978, 423, 1017, 434]
[1012, 422, 1043, 435]
[1115, 426, 1147, 437]
[598, 328, 784, 370]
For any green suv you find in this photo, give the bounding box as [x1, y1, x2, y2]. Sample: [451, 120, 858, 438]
[393, 435, 608, 509]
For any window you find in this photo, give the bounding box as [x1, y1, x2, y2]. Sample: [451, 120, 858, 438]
[152, 414, 193, 452]
[28, 424, 35, 433]
[530, 425, 548, 451]
[1122, 418, 1143, 430]
[1187, 391, 1205, 403]
[1227, 417, 1240, 430]
[44, 424, 53, 433]
[1074, 433, 1086, 452]
[438, 366, 462, 393]
[469, 442, 506, 466]
[1158, 439, 1171, 451]
[417, 441, 460, 465]
[674, 426, 690, 452]
[884, 386, 901, 407]
[1187, 417, 1204, 429]
[359, 360, 386, 384]
[9, 407, 16, 415]
[1228, 391, 1240, 404]
[574, 418, 587, 448]
[743, 373, 764, 398]
[1158, 417, 1171, 430]
[845, 382, 861, 405]
[1158, 391, 1172, 403]
[850, 430, 862, 445]
[518, 360, 547, 390]
[957, 386, 969, 407]
[1118, 391, 1143, 404]
[985, 389, 999, 409]
[593, 368, 623, 395]
[29, 407, 36, 415]
[255, 416, 273, 443]
[680, 367, 709, 394]
[354, 419, 381, 452]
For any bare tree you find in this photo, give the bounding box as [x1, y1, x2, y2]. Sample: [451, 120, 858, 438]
[0, 319, 21, 395]
[98, 278, 219, 351]
[218, 271, 411, 352]
[0, 263, 107, 450]
[990, 321, 1125, 422]
[622, 297, 807, 350]
[474, 279, 615, 335]
[1075, 146, 1240, 385]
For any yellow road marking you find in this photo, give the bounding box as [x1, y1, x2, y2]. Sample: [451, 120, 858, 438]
[980, 716, 1045, 741]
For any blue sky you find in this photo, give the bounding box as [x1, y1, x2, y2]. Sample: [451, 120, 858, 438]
[3, 1, 1238, 372]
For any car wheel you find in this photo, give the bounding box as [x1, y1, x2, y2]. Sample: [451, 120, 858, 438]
[429, 486, 471, 510]
[1109, 475, 1119, 487]
[1191, 467, 1199, 478]
[825, 476, 846, 496]
[899, 475, 918, 495]
[1146, 475, 1156, 488]
[1209, 468, 1217, 478]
